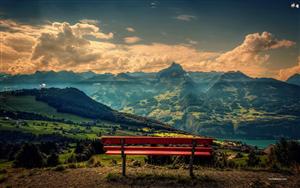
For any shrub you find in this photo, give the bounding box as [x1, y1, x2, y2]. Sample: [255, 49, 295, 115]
[111, 159, 117, 166]
[274, 138, 300, 166]
[0, 168, 7, 174]
[0, 174, 7, 183]
[145, 156, 173, 165]
[131, 160, 141, 167]
[247, 150, 260, 167]
[47, 153, 60, 167]
[213, 152, 228, 169]
[227, 160, 237, 168]
[235, 152, 243, 158]
[14, 143, 45, 168]
[67, 163, 77, 169]
[53, 165, 65, 171]
[67, 154, 77, 163]
[87, 157, 102, 167]
[91, 140, 104, 154]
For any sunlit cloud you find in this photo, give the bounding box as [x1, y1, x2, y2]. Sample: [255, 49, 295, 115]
[278, 57, 300, 80]
[186, 39, 198, 45]
[123, 36, 141, 44]
[0, 19, 296, 80]
[213, 32, 296, 77]
[175, 14, 197, 21]
[79, 19, 100, 25]
[126, 27, 135, 32]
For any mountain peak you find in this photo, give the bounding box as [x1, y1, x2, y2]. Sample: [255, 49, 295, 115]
[158, 62, 186, 79]
[219, 71, 252, 82]
[169, 62, 184, 70]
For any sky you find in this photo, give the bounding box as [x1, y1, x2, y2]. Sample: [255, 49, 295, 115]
[0, 0, 299, 80]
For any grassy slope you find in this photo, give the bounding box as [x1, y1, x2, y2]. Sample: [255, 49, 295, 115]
[0, 117, 169, 140]
[0, 95, 90, 123]
[0, 89, 185, 140]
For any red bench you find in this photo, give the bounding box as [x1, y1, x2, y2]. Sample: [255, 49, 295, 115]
[102, 136, 213, 177]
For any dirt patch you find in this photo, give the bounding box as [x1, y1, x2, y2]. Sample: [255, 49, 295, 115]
[1, 166, 300, 188]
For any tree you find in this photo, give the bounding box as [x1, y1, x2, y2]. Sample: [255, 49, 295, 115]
[14, 143, 45, 168]
[91, 140, 104, 154]
[247, 150, 260, 167]
[47, 153, 59, 167]
[269, 138, 300, 167]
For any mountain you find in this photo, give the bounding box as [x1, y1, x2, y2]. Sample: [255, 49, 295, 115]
[1, 71, 84, 84]
[287, 74, 300, 86]
[1, 63, 300, 139]
[0, 73, 9, 81]
[157, 62, 189, 82]
[195, 74, 300, 138]
[217, 71, 252, 82]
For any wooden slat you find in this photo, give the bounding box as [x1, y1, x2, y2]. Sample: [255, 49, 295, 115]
[101, 136, 213, 145]
[105, 150, 212, 156]
[104, 146, 212, 152]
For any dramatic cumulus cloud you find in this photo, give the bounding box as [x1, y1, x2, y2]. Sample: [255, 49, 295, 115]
[175, 14, 197, 21]
[214, 32, 296, 77]
[278, 57, 300, 80]
[0, 19, 296, 79]
[31, 22, 102, 70]
[126, 27, 135, 32]
[123, 36, 141, 44]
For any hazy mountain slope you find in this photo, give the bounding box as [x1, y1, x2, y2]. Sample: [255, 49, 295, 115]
[0, 88, 177, 133]
[287, 74, 300, 86]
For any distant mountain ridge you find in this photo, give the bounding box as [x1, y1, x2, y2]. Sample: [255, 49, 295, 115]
[1, 63, 300, 138]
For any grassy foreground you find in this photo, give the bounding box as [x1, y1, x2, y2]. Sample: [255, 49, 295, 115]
[1, 165, 299, 188]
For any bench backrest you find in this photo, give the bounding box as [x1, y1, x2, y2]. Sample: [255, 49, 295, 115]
[102, 136, 213, 146]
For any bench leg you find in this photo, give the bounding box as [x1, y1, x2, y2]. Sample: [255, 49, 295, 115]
[121, 138, 126, 176]
[122, 154, 126, 176]
[189, 140, 196, 178]
[189, 156, 194, 178]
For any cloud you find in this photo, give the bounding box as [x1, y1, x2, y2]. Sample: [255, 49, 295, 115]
[186, 39, 198, 45]
[213, 32, 296, 77]
[52, 22, 113, 40]
[79, 19, 99, 25]
[175, 14, 197, 21]
[123, 36, 141, 44]
[0, 19, 296, 80]
[126, 27, 135, 32]
[31, 22, 103, 69]
[278, 57, 300, 80]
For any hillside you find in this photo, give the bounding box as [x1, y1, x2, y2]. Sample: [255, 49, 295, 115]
[0, 87, 183, 142]
[287, 73, 300, 86]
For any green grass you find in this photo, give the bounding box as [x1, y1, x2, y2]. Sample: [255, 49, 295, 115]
[0, 95, 90, 122]
[0, 116, 172, 141]
[0, 160, 12, 169]
[93, 154, 145, 166]
[0, 118, 102, 139]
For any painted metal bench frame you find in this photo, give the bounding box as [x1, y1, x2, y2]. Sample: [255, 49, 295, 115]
[102, 136, 213, 177]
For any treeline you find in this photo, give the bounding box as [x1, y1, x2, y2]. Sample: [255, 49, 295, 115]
[0, 130, 76, 143]
[0, 139, 104, 168]
[145, 138, 300, 170]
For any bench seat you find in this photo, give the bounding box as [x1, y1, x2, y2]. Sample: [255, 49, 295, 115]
[106, 150, 212, 156]
[104, 146, 212, 156]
